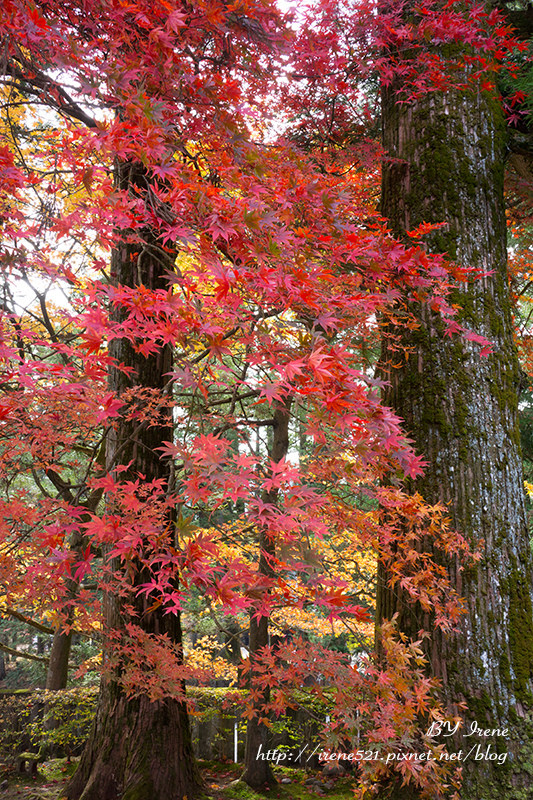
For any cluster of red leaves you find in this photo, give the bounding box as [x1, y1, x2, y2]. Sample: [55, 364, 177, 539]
[284, 0, 524, 155]
[235, 624, 462, 799]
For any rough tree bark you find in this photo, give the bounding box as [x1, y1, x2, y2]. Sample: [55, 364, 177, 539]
[376, 60, 533, 799]
[45, 629, 71, 690]
[67, 160, 202, 800]
[241, 398, 292, 790]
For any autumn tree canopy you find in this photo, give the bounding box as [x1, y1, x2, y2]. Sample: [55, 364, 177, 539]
[0, 0, 531, 798]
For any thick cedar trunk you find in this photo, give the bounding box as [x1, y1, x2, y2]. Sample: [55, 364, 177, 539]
[241, 399, 291, 790]
[68, 681, 200, 800]
[68, 161, 202, 800]
[377, 77, 533, 797]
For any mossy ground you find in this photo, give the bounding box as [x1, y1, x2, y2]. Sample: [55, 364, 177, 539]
[201, 760, 356, 800]
[0, 758, 77, 800]
[0, 758, 357, 800]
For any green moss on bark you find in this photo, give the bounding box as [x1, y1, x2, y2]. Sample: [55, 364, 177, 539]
[379, 51, 533, 800]
[509, 567, 533, 705]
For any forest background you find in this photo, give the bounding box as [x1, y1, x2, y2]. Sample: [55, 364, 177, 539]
[0, 0, 533, 799]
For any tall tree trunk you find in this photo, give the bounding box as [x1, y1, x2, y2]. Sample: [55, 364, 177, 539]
[377, 75, 533, 797]
[44, 627, 72, 745]
[46, 563, 77, 691]
[67, 160, 202, 800]
[45, 462, 104, 692]
[242, 398, 291, 790]
[45, 629, 71, 690]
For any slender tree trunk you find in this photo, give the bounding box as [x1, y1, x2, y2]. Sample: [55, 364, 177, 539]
[241, 578, 275, 790]
[45, 465, 104, 692]
[67, 160, 202, 800]
[242, 398, 291, 790]
[46, 568, 77, 691]
[44, 627, 72, 748]
[45, 629, 71, 690]
[377, 71, 533, 797]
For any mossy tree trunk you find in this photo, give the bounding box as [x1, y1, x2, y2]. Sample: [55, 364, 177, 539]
[377, 75, 533, 798]
[242, 399, 291, 790]
[67, 160, 202, 800]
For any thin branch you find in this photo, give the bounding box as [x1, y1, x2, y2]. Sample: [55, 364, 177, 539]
[0, 642, 48, 664]
[6, 55, 98, 128]
[2, 608, 54, 635]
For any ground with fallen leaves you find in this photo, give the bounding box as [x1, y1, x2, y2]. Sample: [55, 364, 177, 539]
[0, 759, 357, 800]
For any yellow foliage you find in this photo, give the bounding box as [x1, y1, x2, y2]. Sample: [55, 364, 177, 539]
[184, 634, 237, 684]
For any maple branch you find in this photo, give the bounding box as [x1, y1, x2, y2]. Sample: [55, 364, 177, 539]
[201, 603, 244, 651]
[27, 287, 73, 367]
[181, 389, 259, 408]
[5, 55, 98, 129]
[0, 305, 25, 364]
[190, 326, 241, 365]
[213, 419, 275, 437]
[1, 603, 101, 643]
[0, 642, 48, 663]
[45, 467, 75, 504]
[1, 608, 54, 635]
